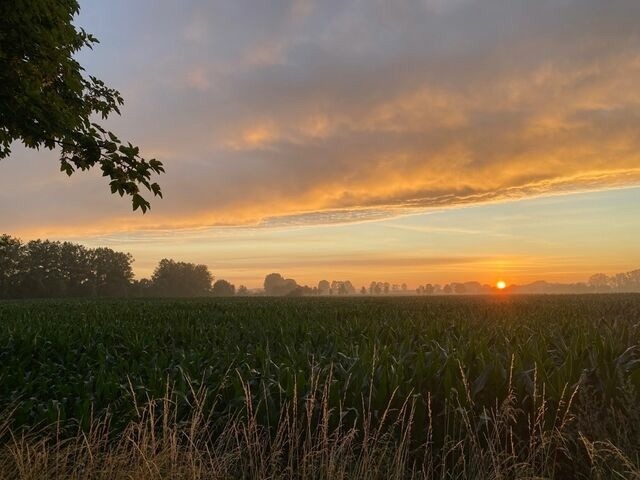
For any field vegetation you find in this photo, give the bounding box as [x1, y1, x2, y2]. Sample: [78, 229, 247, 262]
[0, 295, 639, 478]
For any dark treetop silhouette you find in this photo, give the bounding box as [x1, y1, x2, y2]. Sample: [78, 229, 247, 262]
[0, 235, 216, 298]
[151, 259, 213, 297]
[212, 279, 236, 297]
[0, 0, 163, 212]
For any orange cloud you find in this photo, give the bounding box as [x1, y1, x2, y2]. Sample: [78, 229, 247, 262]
[4, 0, 640, 240]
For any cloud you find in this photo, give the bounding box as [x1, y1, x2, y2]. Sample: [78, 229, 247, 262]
[2, 0, 640, 238]
[184, 67, 210, 91]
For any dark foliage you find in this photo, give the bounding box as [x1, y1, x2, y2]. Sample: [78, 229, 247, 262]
[150, 258, 213, 297]
[0, 234, 223, 298]
[264, 273, 300, 296]
[0, 234, 133, 298]
[0, 0, 163, 211]
[212, 279, 235, 297]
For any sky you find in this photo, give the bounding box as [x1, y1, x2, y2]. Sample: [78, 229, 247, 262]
[1, 0, 640, 288]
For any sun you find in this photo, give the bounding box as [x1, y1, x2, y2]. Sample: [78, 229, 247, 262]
[496, 280, 507, 290]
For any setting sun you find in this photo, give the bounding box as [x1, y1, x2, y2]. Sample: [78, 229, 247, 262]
[496, 280, 507, 290]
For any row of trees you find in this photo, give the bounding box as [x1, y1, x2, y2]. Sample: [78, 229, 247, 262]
[0, 235, 134, 298]
[319, 280, 357, 295]
[306, 279, 636, 296]
[0, 235, 243, 298]
[3, 235, 640, 298]
[368, 282, 408, 295]
[588, 271, 640, 293]
[415, 282, 495, 295]
[262, 276, 363, 297]
[413, 273, 640, 295]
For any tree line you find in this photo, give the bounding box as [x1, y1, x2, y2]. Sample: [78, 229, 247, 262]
[3, 234, 640, 298]
[0, 235, 242, 299]
[0, 235, 134, 298]
[0, 234, 353, 299]
[412, 274, 640, 295]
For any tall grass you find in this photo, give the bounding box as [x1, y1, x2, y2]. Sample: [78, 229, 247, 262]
[1, 361, 639, 479]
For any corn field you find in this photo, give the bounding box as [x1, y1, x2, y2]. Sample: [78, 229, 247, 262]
[0, 295, 639, 478]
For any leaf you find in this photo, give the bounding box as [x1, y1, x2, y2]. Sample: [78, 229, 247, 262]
[60, 160, 74, 176]
[131, 193, 149, 213]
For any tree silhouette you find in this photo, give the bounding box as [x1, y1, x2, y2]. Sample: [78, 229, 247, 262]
[0, 0, 163, 211]
[91, 247, 134, 296]
[0, 235, 23, 297]
[151, 259, 212, 297]
[237, 285, 249, 296]
[0, 234, 134, 298]
[264, 273, 299, 296]
[318, 280, 330, 295]
[212, 279, 235, 296]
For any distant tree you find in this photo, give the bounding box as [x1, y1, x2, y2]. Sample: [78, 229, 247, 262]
[383, 283, 390, 294]
[287, 285, 313, 297]
[344, 281, 356, 295]
[264, 273, 283, 295]
[0, 235, 134, 298]
[360, 286, 367, 295]
[610, 270, 640, 292]
[459, 281, 485, 294]
[401, 283, 407, 291]
[318, 280, 330, 295]
[19, 240, 67, 297]
[130, 278, 153, 297]
[237, 285, 249, 296]
[330, 281, 345, 295]
[151, 259, 212, 297]
[443, 284, 452, 294]
[0, 235, 23, 298]
[329, 280, 356, 295]
[588, 273, 611, 292]
[0, 0, 164, 211]
[264, 273, 299, 296]
[90, 247, 134, 296]
[0, 235, 23, 297]
[424, 284, 434, 295]
[612, 273, 626, 291]
[212, 279, 235, 296]
[59, 241, 93, 296]
[628, 270, 640, 291]
[453, 283, 466, 294]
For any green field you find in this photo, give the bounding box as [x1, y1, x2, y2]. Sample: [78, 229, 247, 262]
[1, 295, 640, 479]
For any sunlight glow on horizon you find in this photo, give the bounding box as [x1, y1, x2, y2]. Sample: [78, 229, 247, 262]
[51, 187, 640, 289]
